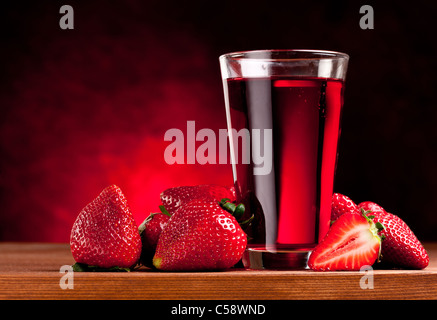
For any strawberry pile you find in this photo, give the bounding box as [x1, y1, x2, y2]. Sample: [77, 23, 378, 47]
[141, 184, 248, 271]
[70, 184, 248, 271]
[308, 193, 429, 271]
[69, 185, 429, 272]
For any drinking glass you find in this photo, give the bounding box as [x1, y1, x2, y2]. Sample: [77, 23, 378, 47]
[219, 49, 349, 269]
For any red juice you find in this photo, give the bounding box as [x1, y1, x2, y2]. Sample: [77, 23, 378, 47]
[225, 76, 344, 254]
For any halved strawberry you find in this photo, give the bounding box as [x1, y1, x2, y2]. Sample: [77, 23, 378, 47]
[308, 210, 383, 271]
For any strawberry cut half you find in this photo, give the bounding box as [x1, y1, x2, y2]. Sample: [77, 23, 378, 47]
[308, 211, 384, 271]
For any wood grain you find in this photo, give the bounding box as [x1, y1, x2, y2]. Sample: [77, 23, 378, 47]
[0, 242, 436, 300]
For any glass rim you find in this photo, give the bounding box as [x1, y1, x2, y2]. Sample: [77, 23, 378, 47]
[219, 49, 349, 61]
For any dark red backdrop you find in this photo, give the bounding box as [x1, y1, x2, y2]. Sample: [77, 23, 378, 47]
[1, 0, 436, 242]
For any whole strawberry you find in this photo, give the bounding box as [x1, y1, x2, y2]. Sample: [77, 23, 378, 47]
[331, 193, 360, 222]
[358, 201, 386, 215]
[160, 184, 235, 215]
[138, 207, 171, 268]
[358, 201, 429, 269]
[153, 199, 247, 271]
[70, 185, 142, 270]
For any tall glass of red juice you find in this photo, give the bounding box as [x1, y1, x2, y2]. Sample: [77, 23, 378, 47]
[219, 50, 349, 269]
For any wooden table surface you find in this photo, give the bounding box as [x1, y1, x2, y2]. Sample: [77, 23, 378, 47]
[0, 242, 436, 300]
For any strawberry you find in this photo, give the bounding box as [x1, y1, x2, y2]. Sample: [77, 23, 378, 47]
[160, 184, 236, 215]
[153, 198, 247, 271]
[138, 206, 171, 268]
[70, 185, 142, 271]
[358, 201, 386, 215]
[308, 211, 383, 271]
[359, 201, 429, 269]
[331, 193, 360, 222]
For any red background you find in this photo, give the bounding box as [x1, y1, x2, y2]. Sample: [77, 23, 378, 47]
[1, 0, 436, 242]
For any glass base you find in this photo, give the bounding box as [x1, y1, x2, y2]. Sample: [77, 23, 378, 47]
[242, 246, 312, 270]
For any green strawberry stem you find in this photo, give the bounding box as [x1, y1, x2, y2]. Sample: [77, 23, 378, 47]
[234, 204, 245, 220]
[159, 205, 172, 217]
[219, 198, 235, 213]
[219, 198, 254, 228]
[361, 208, 385, 233]
[239, 214, 254, 226]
